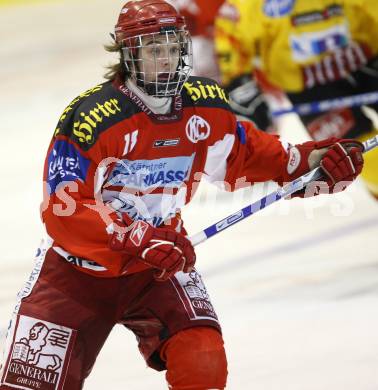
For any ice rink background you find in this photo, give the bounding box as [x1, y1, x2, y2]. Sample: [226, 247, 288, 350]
[1, 1, 378, 389]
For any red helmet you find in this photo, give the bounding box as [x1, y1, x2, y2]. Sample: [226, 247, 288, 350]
[115, 0, 186, 44]
[114, 0, 193, 98]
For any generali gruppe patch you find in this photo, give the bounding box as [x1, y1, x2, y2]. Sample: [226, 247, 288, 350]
[172, 271, 219, 322]
[1, 315, 76, 390]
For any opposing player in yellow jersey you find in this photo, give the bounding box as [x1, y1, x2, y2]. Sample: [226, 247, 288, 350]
[215, 0, 378, 198]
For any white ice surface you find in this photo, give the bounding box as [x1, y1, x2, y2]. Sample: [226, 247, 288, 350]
[1, 1, 378, 389]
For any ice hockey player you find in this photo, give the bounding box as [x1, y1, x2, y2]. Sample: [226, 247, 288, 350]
[214, 0, 378, 198]
[0, 1, 364, 389]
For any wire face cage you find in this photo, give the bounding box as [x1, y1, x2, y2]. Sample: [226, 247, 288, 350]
[122, 29, 193, 97]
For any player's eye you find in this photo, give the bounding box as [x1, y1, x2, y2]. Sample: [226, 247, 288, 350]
[151, 47, 161, 56]
[170, 46, 179, 56]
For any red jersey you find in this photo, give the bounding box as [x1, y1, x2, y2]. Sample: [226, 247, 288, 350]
[41, 76, 289, 277]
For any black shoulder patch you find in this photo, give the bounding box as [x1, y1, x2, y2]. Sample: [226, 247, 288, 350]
[182, 76, 231, 110]
[54, 82, 139, 151]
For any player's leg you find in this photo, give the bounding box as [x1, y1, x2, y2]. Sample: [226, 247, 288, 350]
[0, 241, 115, 390]
[119, 269, 228, 389]
[160, 326, 227, 390]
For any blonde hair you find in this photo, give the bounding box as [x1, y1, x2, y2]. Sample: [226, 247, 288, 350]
[103, 41, 128, 81]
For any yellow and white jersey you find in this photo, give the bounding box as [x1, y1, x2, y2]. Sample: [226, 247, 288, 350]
[214, 0, 378, 91]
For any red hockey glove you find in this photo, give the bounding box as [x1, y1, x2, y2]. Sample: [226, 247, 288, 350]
[109, 216, 196, 281]
[284, 138, 364, 197]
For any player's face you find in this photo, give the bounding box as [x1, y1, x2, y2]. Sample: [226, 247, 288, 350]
[139, 34, 181, 84]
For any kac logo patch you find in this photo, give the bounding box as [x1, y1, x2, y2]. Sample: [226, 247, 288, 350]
[185, 115, 211, 143]
[1, 315, 76, 390]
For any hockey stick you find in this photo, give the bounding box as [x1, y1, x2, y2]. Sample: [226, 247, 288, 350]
[271, 91, 378, 117]
[189, 135, 378, 246]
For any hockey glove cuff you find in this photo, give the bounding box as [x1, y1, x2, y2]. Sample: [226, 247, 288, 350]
[283, 138, 364, 197]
